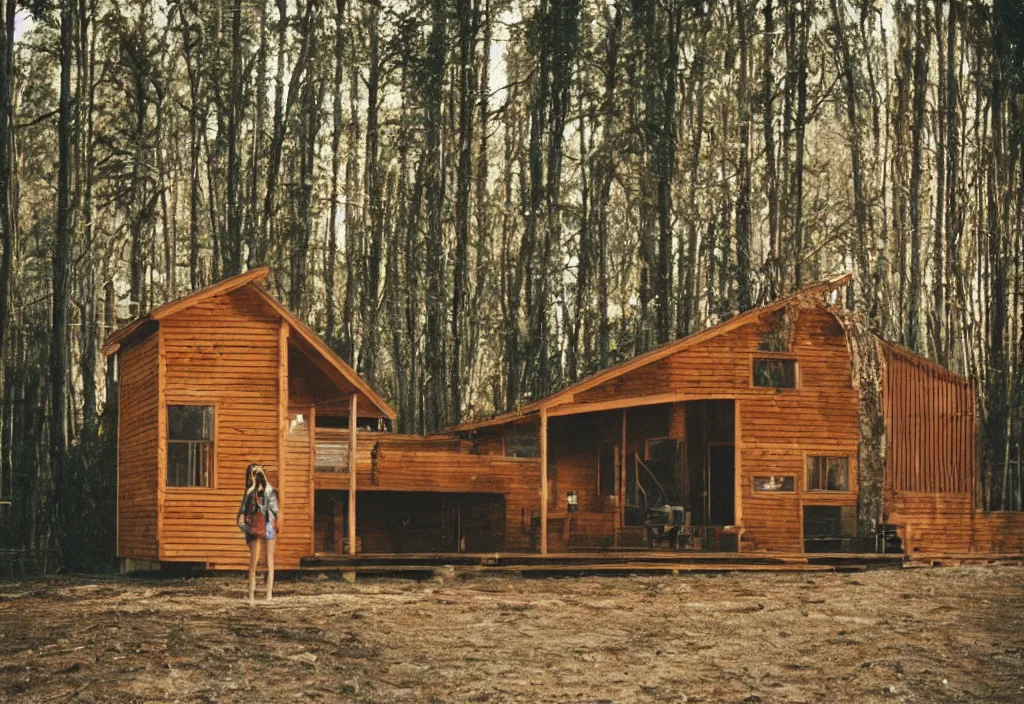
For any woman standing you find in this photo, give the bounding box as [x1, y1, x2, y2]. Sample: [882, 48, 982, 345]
[237, 463, 280, 603]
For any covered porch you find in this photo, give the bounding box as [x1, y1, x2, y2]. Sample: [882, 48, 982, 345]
[462, 396, 744, 555]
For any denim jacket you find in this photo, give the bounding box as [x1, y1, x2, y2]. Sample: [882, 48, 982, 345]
[237, 485, 280, 534]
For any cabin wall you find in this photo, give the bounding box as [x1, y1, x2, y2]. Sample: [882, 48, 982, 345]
[880, 346, 1024, 554]
[158, 288, 293, 569]
[314, 432, 540, 551]
[573, 306, 860, 552]
[882, 346, 976, 495]
[282, 409, 315, 562]
[117, 334, 160, 561]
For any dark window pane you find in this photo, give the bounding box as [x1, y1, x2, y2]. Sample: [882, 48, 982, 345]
[168, 405, 213, 441]
[504, 425, 540, 458]
[168, 441, 212, 487]
[753, 476, 795, 492]
[753, 359, 797, 389]
[806, 456, 849, 491]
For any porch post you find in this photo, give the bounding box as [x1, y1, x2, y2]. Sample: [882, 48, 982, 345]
[540, 407, 548, 555]
[619, 408, 627, 542]
[348, 393, 358, 555]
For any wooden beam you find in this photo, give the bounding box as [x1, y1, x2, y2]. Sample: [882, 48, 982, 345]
[546, 392, 739, 418]
[308, 404, 316, 558]
[348, 393, 358, 555]
[620, 408, 627, 545]
[156, 327, 167, 560]
[278, 321, 288, 533]
[540, 407, 548, 555]
[734, 400, 743, 552]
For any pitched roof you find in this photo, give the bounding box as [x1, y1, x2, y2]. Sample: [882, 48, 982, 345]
[101, 268, 396, 420]
[246, 285, 397, 420]
[101, 267, 271, 355]
[451, 273, 853, 432]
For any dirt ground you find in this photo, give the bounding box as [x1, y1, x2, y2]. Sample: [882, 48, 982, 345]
[1, 565, 1023, 704]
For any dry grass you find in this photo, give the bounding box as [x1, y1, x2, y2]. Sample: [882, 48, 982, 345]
[1, 565, 1022, 703]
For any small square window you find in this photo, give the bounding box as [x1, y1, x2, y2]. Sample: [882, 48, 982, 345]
[504, 424, 540, 458]
[753, 476, 795, 492]
[167, 405, 214, 487]
[806, 456, 850, 491]
[753, 358, 797, 389]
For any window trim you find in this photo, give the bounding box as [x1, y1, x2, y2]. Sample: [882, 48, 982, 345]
[502, 422, 541, 459]
[750, 353, 800, 391]
[798, 450, 856, 495]
[165, 403, 218, 490]
[804, 453, 853, 493]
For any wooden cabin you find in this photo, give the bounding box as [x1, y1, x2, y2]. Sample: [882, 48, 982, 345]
[103, 268, 397, 570]
[106, 270, 1023, 569]
[448, 274, 1024, 556]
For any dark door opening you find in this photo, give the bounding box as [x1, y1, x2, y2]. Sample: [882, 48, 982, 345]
[803, 505, 857, 552]
[708, 444, 735, 526]
[314, 491, 506, 554]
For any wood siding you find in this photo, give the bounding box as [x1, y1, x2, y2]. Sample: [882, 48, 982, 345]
[117, 334, 160, 561]
[570, 307, 860, 551]
[315, 432, 541, 552]
[878, 344, 1016, 556]
[882, 344, 976, 494]
[158, 288, 290, 568]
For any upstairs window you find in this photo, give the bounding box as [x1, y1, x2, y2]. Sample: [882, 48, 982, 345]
[753, 358, 797, 389]
[504, 424, 540, 458]
[806, 456, 850, 491]
[167, 405, 214, 487]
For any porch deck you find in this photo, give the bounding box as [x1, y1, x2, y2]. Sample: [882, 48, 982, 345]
[299, 550, 906, 576]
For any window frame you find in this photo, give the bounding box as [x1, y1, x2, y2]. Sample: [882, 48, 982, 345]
[502, 422, 541, 460]
[752, 475, 797, 493]
[750, 352, 800, 391]
[804, 454, 852, 493]
[165, 403, 217, 490]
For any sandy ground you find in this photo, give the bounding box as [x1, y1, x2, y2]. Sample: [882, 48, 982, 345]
[1, 565, 1022, 703]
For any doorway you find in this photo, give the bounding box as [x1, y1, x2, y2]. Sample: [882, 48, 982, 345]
[708, 444, 735, 526]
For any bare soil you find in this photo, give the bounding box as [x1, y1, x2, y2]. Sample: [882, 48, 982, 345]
[1, 565, 1022, 703]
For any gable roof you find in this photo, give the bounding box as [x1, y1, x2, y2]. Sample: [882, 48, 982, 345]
[451, 273, 853, 432]
[101, 267, 271, 356]
[101, 268, 396, 420]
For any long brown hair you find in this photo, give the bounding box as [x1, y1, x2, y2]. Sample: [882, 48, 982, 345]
[245, 463, 267, 496]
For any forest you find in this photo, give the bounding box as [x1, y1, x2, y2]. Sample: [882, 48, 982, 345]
[0, 0, 1021, 573]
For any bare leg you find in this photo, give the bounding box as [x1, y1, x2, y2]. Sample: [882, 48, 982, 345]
[265, 538, 275, 601]
[248, 539, 261, 605]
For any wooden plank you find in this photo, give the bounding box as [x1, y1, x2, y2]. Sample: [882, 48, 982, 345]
[540, 407, 548, 555]
[349, 393, 358, 555]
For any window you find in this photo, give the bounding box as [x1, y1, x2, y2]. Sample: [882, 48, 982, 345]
[753, 476, 795, 492]
[316, 438, 350, 473]
[167, 406, 214, 487]
[806, 456, 850, 491]
[753, 358, 797, 389]
[504, 424, 540, 458]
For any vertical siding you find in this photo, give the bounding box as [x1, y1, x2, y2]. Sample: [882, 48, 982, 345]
[882, 345, 975, 494]
[117, 334, 160, 560]
[158, 288, 289, 568]
[880, 344, 1004, 555]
